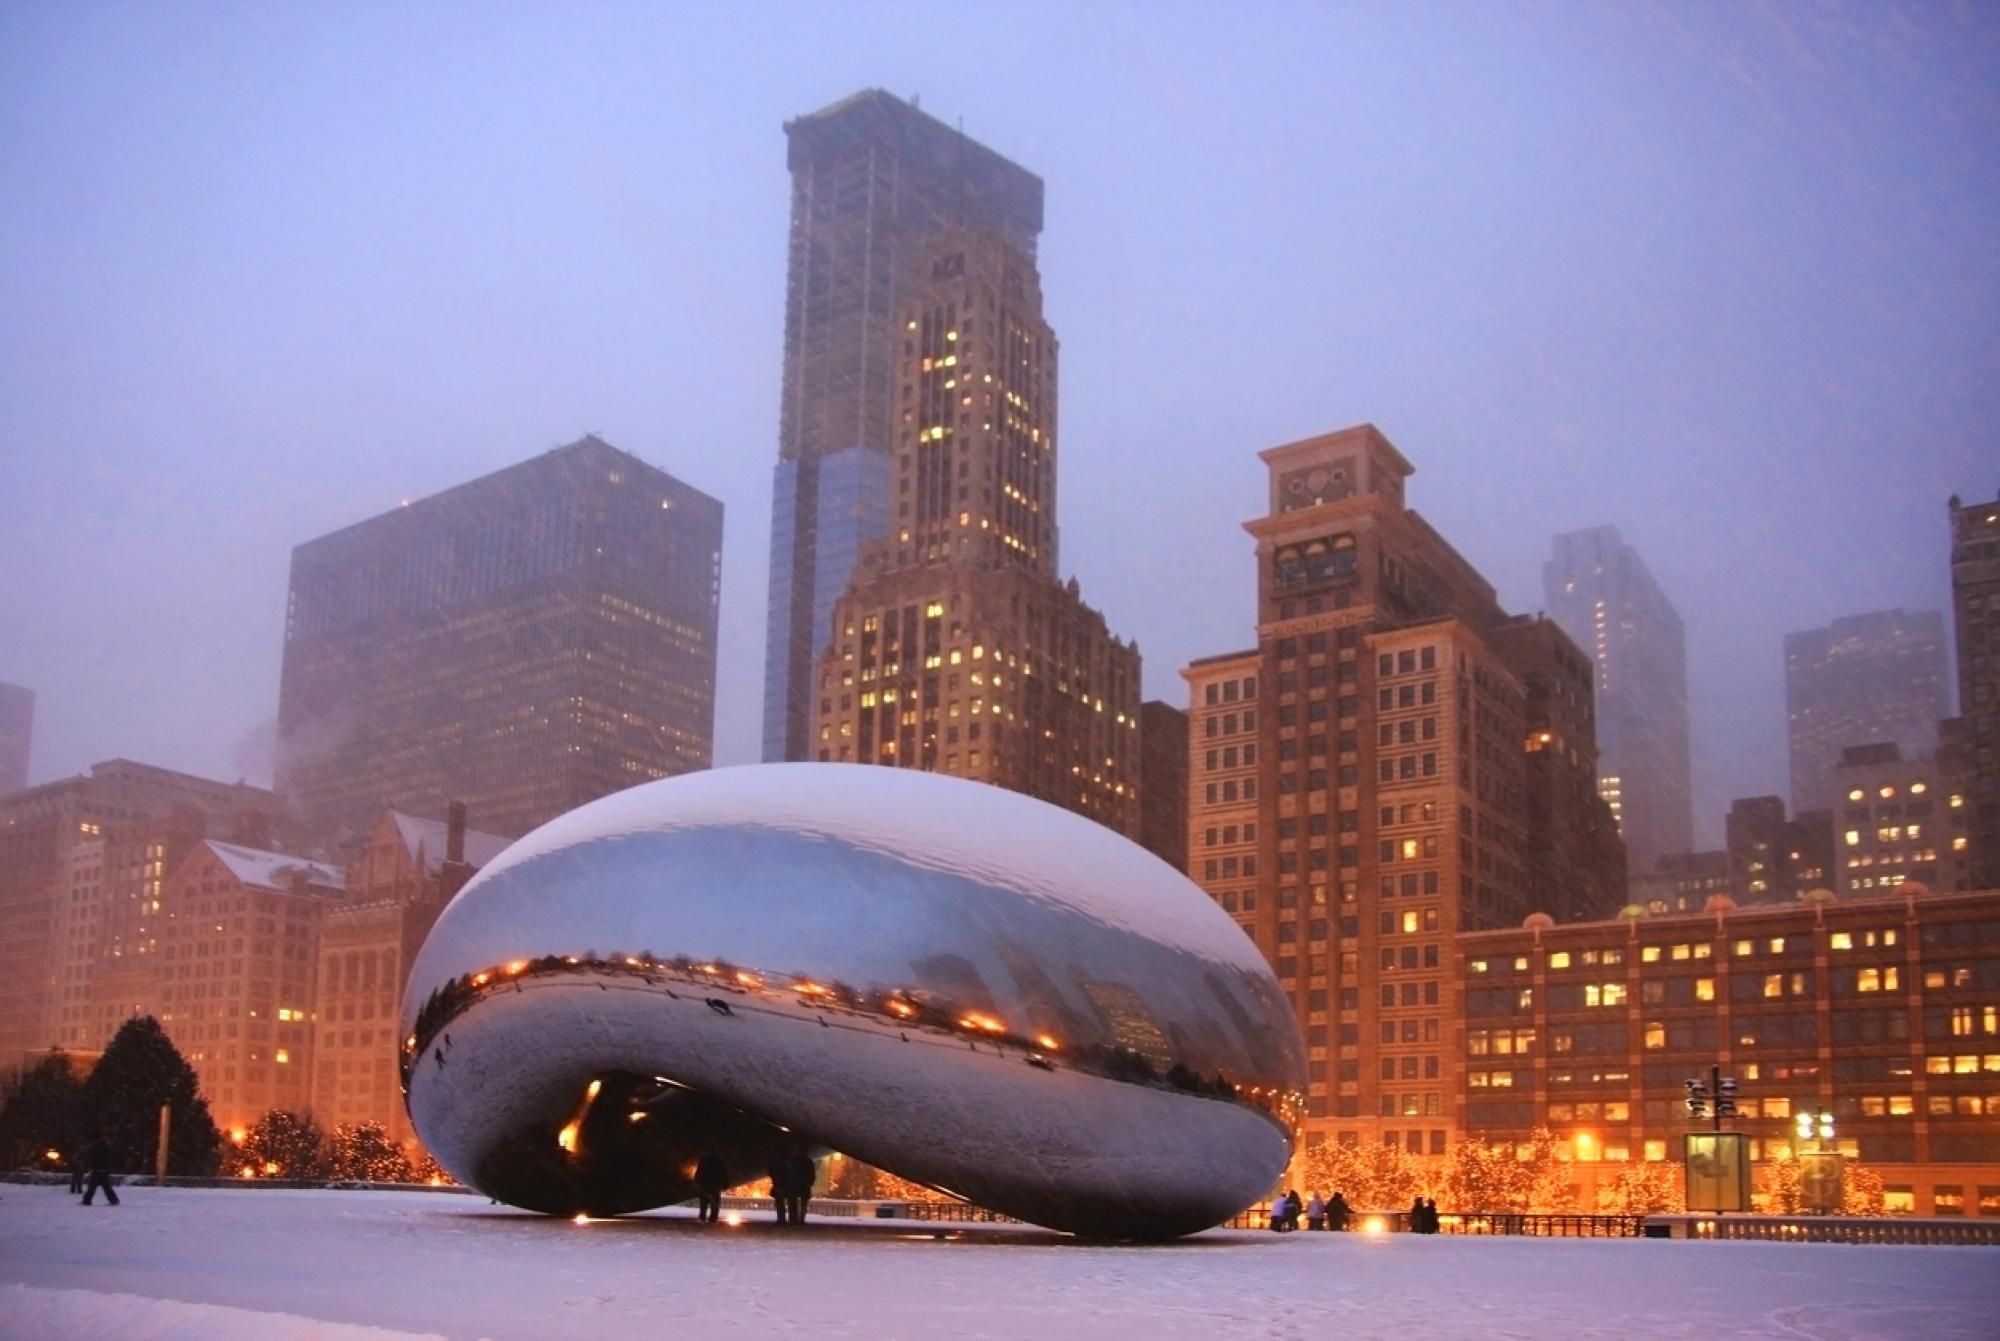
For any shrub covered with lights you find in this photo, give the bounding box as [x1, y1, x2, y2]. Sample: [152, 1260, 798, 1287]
[228, 1109, 331, 1181]
[327, 1121, 415, 1183]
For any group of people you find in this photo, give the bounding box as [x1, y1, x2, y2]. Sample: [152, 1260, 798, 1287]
[1267, 1189, 1445, 1233]
[690, 1146, 816, 1226]
[1268, 1188, 1352, 1231]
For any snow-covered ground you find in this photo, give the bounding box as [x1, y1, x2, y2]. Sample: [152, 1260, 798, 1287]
[2, 1186, 1995, 1341]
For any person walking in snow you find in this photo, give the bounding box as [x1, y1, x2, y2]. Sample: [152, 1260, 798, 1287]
[79, 1135, 119, 1207]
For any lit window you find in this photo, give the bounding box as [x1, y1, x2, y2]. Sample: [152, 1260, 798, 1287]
[1549, 952, 1572, 969]
[1830, 932, 1853, 950]
[274, 1050, 290, 1064]
[1695, 978, 1716, 1002]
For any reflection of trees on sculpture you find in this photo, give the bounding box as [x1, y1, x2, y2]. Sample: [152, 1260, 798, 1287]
[404, 951, 1274, 1120]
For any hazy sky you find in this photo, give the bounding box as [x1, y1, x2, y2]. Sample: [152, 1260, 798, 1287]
[2, 1, 1995, 846]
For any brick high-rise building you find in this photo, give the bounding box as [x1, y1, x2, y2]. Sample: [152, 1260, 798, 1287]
[1544, 527, 1693, 875]
[763, 90, 1045, 764]
[312, 805, 509, 1147]
[276, 435, 721, 840]
[1785, 609, 1949, 815]
[154, 840, 344, 1135]
[0, 681, 32, 795]
[0, 760, 278, 1065]
[811, 228, 1140, 835]
[1946, 492, 2000, 890]
[1181, 424, 1624, 1150]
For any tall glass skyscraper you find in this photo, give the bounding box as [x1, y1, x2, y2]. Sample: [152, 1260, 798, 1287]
[1544, 525, 1694, 875]
[277, 435, 722, 839]
[761, 90, 1043, 762]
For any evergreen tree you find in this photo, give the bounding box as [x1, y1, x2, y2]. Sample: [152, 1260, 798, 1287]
[0, 1051, 84, 1171]
[77, 1017, 220, 1176]
[230, 1109, 331, 1180]
[327, 1121, 413, 1182]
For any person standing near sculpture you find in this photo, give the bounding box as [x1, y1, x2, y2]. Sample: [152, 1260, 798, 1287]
[1304, 1191, 1325, 1231]
[693, 1150, 726, 1224]
[767, 1151, 795, 1225]
[787, 1149, 815, 1225]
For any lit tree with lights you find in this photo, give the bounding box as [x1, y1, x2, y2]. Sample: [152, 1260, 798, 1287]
[327, 1121, 415, 1182]
[1598, 1159, 1684, 1214]
[1436, 1128, 1577, 1212]
[410, 1146, 454, 1186]
[1294, 1138, 1425, 1209]
[1842, 1163, 1885, 1215]
[228, 1109, 331, 1180]
[1754, 1149, 1805, 1213]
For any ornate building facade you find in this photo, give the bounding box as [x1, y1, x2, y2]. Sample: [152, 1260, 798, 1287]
[1182, 424, 1625, 1151]
[810, 229, 1140, 836]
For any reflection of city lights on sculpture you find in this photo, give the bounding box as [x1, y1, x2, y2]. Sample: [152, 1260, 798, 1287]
[401, 765, 1304, 1239]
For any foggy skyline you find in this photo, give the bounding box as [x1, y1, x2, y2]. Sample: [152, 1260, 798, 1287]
[3, 3, 1995, 849]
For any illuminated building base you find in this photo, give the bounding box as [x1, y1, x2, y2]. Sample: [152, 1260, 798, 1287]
[402, 765, 1305, 1239]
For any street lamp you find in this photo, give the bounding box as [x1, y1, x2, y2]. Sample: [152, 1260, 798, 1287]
[1793, 1108, 1834, 1151]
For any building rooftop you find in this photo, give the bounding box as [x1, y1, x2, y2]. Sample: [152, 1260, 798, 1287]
[391, 810, 512, 876]
[203, 840, 344, 894]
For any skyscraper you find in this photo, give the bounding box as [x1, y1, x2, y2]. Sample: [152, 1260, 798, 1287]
[1182, 424, 1624, 1148]
[810, 228, 1141, 836]
[276, 434, 722, 840]
[762, 89, 1045, 763]
[1543, 526, 1693, 874]
[0, 681, 31, 795]
[1945, 492, 2000, 889]
[1784, 608, 1949, 815]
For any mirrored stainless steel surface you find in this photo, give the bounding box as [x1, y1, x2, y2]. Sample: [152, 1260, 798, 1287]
[401, 764, 1306, 1239]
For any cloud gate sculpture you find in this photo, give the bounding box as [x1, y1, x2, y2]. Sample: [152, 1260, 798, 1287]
[401, 765, 1306, 1239]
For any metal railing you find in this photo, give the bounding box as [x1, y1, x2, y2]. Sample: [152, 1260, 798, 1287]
[1663, 1214, 2000, 1247]
[1443, 1213, 1647, 1237]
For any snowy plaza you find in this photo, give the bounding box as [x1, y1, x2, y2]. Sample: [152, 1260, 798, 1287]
[2, 1187, 1998, 1341]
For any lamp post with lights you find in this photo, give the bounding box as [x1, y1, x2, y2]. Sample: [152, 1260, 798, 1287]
[1682, 1064, 1750, 1212]
[1795, 1108, 1842, 1213]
